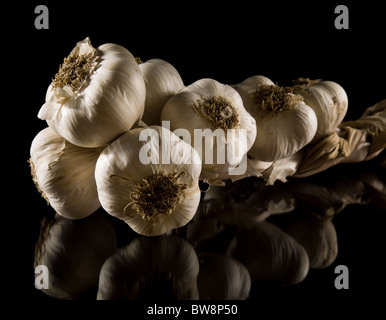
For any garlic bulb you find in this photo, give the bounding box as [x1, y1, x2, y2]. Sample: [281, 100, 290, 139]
[161, 78, 257, 185]
[293, 78, 348, 142]
[97, 235, 199, 300]
[139, 58, 184, 125]
[29, 127, 103, 219]
[95, 126, 202, 236]
[232, 75, 317, 162]
[38, 37, 146, 148]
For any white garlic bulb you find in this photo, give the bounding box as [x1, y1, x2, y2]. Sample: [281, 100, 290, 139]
[38, 37, 146, 148]
[29, 127, 103, 219]
[95, 126, 202, 236]
[232, 75, 317, 162]
[139, 58, 184, 125]
[161, 78, 257, 185]
[294, 78, 348, 142]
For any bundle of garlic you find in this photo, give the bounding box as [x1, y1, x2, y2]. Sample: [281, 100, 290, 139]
[29, 127, 103, 219]
[38, 38, 146, 148]
[95, 126, 202, 236]
[30, 36, 385, 237]
[161, 78, 257, 185]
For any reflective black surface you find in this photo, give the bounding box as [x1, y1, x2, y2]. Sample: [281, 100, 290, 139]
[31, 151, 386, 300]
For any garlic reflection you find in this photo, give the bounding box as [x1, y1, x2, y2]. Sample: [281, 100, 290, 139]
[279, 212, 338, 269]
[284, 173, 367, 221]
[227, 221, 309, 285]
[34, 209, 117, 299]
[97, 235, 199, 300]
[360, 170, 386, 209]
[197, 253, 251, 300]
[201, 178, 296, 227]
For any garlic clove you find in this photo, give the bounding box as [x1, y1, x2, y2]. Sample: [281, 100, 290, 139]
[139, 58, 185, 126]
[39, 37, 146, 148]
[29, 127, 103, 219]
[95, 126, 202, 236]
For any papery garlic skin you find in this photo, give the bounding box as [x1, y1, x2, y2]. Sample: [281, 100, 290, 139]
[95, 126, 202, 236]
[139, 58, 184, 125]
[30, 127, 103, 219]
[161, 78, 257, 185]
[296, 79, 348, 142]
[232, 75, 317, 162]
[38, 37, 146, 148]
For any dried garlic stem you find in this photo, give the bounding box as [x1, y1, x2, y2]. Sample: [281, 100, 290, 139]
[135, 57, 143, 64]
[254, 84, 303, 113]
[128, 171, 187, 221]
[192, 96, 239, 131]
[52, 46, 99, 93]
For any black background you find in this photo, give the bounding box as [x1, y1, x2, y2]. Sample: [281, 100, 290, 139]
[5, 0, 385, 316]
